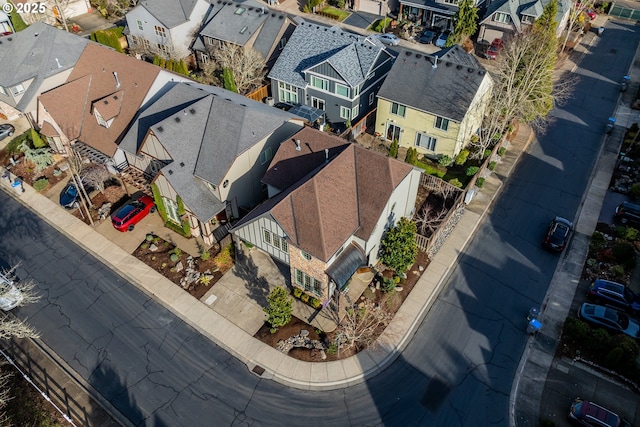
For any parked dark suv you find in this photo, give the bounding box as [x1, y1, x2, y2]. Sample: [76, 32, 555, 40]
[569, 398, 631, 427]
[615, 201, 640, 226]
[587, 279, 640, 314]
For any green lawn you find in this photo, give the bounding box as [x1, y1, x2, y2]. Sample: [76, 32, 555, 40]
[318, 6, 350, 21]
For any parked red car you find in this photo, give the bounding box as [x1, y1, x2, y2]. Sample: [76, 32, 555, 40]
[486, 38, 504, 60]
[111, 195, 156, 232]
[585, 8, 597, 20]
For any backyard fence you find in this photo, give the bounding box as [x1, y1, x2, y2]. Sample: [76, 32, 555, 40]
[245, 84, 270, 102]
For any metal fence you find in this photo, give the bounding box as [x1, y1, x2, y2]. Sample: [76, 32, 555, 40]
[609, 5, 640, 20]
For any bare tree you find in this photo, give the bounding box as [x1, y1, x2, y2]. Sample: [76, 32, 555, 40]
[210, 43, 266, 95]
[81, 164, 110, 194]
[338, 300, 392, 352]
[561, 0, 596, 52]
[414, 204, 448, 236]
[66, 147, 94, 224]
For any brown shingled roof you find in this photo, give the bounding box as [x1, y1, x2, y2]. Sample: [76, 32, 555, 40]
[39, 121, 59, 137]
[38, 44, 160, 157]
[262, 126, 350, 191]
[92, 90, 124, 122]
[271, 137, 414, 262]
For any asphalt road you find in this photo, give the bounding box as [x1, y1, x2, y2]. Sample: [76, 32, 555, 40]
[0, 19, 637, 427]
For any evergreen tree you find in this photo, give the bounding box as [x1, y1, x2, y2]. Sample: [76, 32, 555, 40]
[379, 217, 418, 274]
[264, 287, 293, 332]
[405, 147, 418, 165]
[389, 139, 399, 158]
[447, 0, 478, 46]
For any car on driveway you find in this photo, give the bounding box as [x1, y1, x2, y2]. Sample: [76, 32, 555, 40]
[585, 8, 597, 20]
[375, 33, 400, 46]
[615, 201, 640, 227]
[543, 216, 573, 252]
[0, 124, 15, 141]
[569, 398, 632, 427]
[434, 30, 451, 48]
[418, 29, 437, 44]
[485, 38, 504, 60]
[111, 195, 156, 232]
[0, 271, 23, 311]
[59, 182, 80, 209]
[578, 303, 640, 338]
[587, 278, 640, 314]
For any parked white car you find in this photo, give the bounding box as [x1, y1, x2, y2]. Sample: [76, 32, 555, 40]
[375, 33, 400, 46]
[0, 272, 23, 311]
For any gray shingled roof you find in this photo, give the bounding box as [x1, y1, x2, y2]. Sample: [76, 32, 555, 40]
[0, 22, 89, 112]
[377, 46, 490, 122]
[252, 10, 290, 60]
[119, 82, 297, 221]
[481, 0, 570, 33]
[199, 0, 268, 46]
[267, 20, 385, 88]
[138, 0, 202, 28]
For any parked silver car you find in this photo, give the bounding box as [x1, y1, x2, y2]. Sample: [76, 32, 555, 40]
[0, 124, 15, 141]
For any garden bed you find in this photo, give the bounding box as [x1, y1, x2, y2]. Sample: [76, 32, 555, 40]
[254, 250, 430, 361]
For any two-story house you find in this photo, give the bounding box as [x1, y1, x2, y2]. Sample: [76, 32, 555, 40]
[231, 126, 421, 304]
[118, 82, 304, 245]
[267, 20, 396, 131]
[0, 22, 89, 122]
[191, 0, 296, 73]
[375, 46, 493, 159]
[125, 0, 211, 58]
[398, 0, 487, 30]
[36, 43, 192, 170]
[8, 0, 91, 26]
[478, 0, 571, 42]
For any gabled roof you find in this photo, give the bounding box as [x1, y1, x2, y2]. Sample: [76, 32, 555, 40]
[481, 0, 570, 33]
[262, 126, 350, 192]
[377, 46, 490, 122]
[198, 0, 269, 46]
[137, 0, 204, 28]
[38, 43, 160, 157]
[234, 130, 415, 262]
[120, 82, 299, 221]
[267, 20, 389, 88]
[0, 22, 89, 112]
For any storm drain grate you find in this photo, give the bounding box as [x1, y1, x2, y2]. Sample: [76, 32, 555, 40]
[252, 365, 265, 376]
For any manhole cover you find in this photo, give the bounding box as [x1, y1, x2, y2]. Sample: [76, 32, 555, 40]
[252, 365, 265, 376]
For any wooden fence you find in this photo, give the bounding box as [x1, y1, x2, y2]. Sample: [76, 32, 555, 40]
[245, 84, 270, 102]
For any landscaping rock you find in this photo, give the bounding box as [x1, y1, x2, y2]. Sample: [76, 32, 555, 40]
[148, 243, 158, 252]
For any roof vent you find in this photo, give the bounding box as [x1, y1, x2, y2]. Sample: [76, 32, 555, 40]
[415, 53, 422, 58]
[248, 6, 253, 10]
[432, 56, 438, 69]
[272, 12, 276, 16]
[325, 148, 329, 162]
[180, 162, 185, 167]
[405, 51, 411, 56]
[168, 169, 173, 175]
[34, 33, 39, 37]
[479, 70, 485, 75]
[7, 37, 12, 41]
[279, 15, 284, 19]
[468, 68, 473, 73]
[113, 71, 121, 88]
[114, 95, 118, 100]
[157, 126, 164, 132]
[445, 61, 451, 66]
[175, 117, 181, 123]
[189, 108, 196, 114]
[103, 100, 109, 105]
[456, 65, 462, 70]
[295, 139, 301, 151]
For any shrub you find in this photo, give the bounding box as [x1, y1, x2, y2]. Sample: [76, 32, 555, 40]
[488, 161, 497, 171]
[6, 131, 29, 154]
[200, 251, 211, 261]
[30, 129, 46, 148]
[589, 232, 607, 255]
[612, 241, 635, 269]
[405, 147, 418, 165]
[170, 253, 179, 262]
[604, 347, 624, 368]
[146, 234, 154, 242]
[611, 264, 625, 278]
[389, 139, 399, 158]
[616, 226, 639, 241]
[454, 149, 469, 165]
[264, 286, 293, 331]
[483, 149, 492, 159]
[438, 155, 453, 167]
[223, 68, 238, 93]
[631, 182, 640, 200]
[476, 177, 485, 188]
[213, 243, 235, 270]
[370, 17, 392, 32]
[310, 297, 322, 309]
[293, 287, 303, 298]
[498, 147, 507, 157]
[244, 241, 254, 248]
[379, 217, 417, 274]
[418, 162, 446, 178]
[449, 178, 463, 188]
[381, 277, 396, 293]
[33, 178, 49, 192]
[170, 247, 182, 257]
[326, 342, 338, 355]
[301, 293, 310, 303]
[584, 328, 613, 354]
[563, 317, 590, 341]
[465, 166, 479, 176]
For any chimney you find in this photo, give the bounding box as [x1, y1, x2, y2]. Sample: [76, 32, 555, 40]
[295, 139, 301, 151]
[325, 148, 329, 162]
[432, 56, 438, 69]
[113, 71, 121, 88]
[55, 58, 61, 68]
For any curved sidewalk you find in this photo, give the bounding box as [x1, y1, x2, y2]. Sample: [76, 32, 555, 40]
[0, 124, 533, 392]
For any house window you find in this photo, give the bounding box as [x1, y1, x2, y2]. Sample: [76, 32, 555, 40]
[278, 82, 298, 103]
[434, 116, 449, 131]
[390, 102, 406, 118]
[352, 105, 359, 120]
[493, 12, 511, 23]
[340, 106, 351, 120]
[442, 0, 456, 4]
[521, 15, 535, 24]
[142, 38, 150, 49]
[301, 250, 312, 260]
[311, 76, 329, 91]
[136, 20, 143, 31]
[95, 111, 108, 128]
[263, 229, 272, 245]
[207, 37, 215, 45]
[131, 35, 139, 45]
[154, 25, 166, 38]
[260, 147, 273, 165]
[164, 197, 180, 223]
[353, 85, 360, 96]
[201, 54, 209, 64]
[295, 269, 322, 296]
[0, 86, 7, 96]
[263, 229, 288, 252]
[369, 92, 375, 106]
[311, 97, 325, 110]
[415, 133, 437, 151]
[279, 38, 287, 50]
[10, 84, 25, 96]
[335, 245, 344, 258]
[335, 83, 350, 98]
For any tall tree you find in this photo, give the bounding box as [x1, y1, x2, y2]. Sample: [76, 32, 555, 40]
[264, 286, 293, 332]
[561, 0, 595, 52]
[379, 217, 418, 274]
[447, 0, 479, 47]
[210, 43, 266, 95]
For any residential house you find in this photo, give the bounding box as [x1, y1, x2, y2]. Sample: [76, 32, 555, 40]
[192, 0, 296, 73]
[398, 0, 487, 31]
[36, 43, 192, 169]
[0, 9, 13, 35]
[375, 46, 493, 159]
[125, 0, 210, 58]
[0, 22, 89, 122]
[8, 0, 92, 26]
[478, 0, 571, 42]
[267, 20, 396, 130]
[118, 82, 305, 245]
[232, 126, 421, 303]
[350, 0, 389, 17]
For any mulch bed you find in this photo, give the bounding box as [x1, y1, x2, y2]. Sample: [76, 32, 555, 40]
[254, 250, 430, 362]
